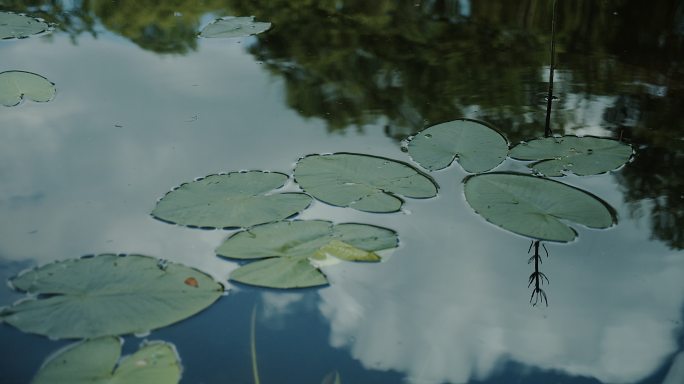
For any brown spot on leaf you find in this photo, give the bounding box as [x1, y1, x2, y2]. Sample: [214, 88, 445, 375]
[184, 277, 199, 287]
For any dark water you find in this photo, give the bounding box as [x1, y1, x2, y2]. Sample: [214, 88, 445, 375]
[0, 1, 683, 383]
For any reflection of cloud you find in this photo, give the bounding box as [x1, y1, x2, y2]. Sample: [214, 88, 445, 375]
[261, 292, 305, 319]
[316, 171, 684, 383]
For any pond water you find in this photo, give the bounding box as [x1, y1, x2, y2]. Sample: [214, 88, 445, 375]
[1, 1, 683, 383]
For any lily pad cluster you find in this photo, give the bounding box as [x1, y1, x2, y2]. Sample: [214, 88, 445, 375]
[404, 119, 632, 242]
[1, 12, 56, 107]
[152, 155, 433, 288]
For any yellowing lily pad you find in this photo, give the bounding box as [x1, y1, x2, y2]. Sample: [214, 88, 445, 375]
[1, 254, 224, 339]
[218, 220, 398, 288]
[0, 71, 56, 107]
[32, 337, 181, 384]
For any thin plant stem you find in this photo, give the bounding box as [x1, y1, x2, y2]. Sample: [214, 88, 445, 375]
[251, 304, 261, 384]
[544, 0, 558, 138]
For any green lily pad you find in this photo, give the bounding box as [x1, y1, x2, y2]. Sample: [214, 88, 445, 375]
[152, 171, 312, 229]
[0, 71, 56, 107]
[32, 337, 181, 384]
[218, 220, 398, 288]
[407, 119, 509, 172]
[464, 173, 616, 242]
[509, 136, 633, 176]
[199, 16, 272, 38]
[0, 12, 50, 40]
[0, 254, 224, 339]
[294, 153, 437, 213]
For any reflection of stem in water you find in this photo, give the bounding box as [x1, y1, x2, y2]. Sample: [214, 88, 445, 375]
[251, 304, 261, 384]
[528, 240, 550, 306]
[544, 0, 558, 138]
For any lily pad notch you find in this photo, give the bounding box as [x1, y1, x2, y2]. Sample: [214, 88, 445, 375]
[0, 70, 56, 107]
[0, 254, 224, 339]
[509, 135, 633, 176]
[406, 118, 509, 173]
[32, 337, 182, 384]
[217, 220, 399, 289]
[463, 172, 617, 242]
[294, 153, 438, 213]
[151, 171, 312, 229]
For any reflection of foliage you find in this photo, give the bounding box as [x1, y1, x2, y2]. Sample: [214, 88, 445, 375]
[614, 91, 684, 250]
[92, 0, 211, 54]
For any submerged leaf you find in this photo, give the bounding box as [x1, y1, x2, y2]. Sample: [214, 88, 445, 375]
[294, 153, 437, 213]
[199, 16, 271, 38]
[218, 220, 398, 288]
[0, 71, 56, 107]
[321, 371, 342, 384]
[407, 119, 508, 172]
[1, 254, 224, 339]
[32, 337, 181, 384]
[509, 136, 633, 176]
[464, 173, 616, 242]
[152, 171, 312, 229]
[0, 12, 50, 40]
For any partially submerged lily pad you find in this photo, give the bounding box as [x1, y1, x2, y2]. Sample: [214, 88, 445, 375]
[0, 71, 56, 107]
[407, 119, 508, 172]
[32, 337, 181, 384]
[294, 153, 437, 213]
[152, 171, 312, 229]
[0, 12, 50, 40]
[218, 220, 398, 288]
[509, 136, 633, 176]
[199, 16, 271, 38]
[464, 173, 616, 242]
[0, 254, 224, 339]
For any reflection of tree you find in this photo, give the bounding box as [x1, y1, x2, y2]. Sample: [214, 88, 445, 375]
[613, 92, 684, 250]
[2, 0, 683, 249]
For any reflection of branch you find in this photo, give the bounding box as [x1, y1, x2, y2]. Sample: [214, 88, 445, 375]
[528, 240, 550, 306]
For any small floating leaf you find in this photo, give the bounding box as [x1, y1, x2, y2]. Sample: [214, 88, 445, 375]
[464, 173, 616, 242]
[0, 12, 49, 40]
[509, 136, 633, 176]
[32, 337, 181, 384]
[218, 220, 398, 288]
[294, 153, 437, 213]
[407, 119, 509, 172]
[199, 16, 271, 38]
[152, 171, 312, 229]
[0, 71, 56, 107]
[0, 254, 223, 339]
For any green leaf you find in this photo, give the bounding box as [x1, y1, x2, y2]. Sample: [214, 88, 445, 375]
[199, 16, 271, 38]
[218, 220, 398, 288]
[152, 171, 312, 229]
[509, 136, 633, 176]
[0, 71, 56, 107]
[464, 173, 616, 242]
[32, 337, 181, 384]
[1, 254, 224, 339]
[407, 119, 508, 172]
[0, 12, 50, 40]
[294, 153, 437, 213]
